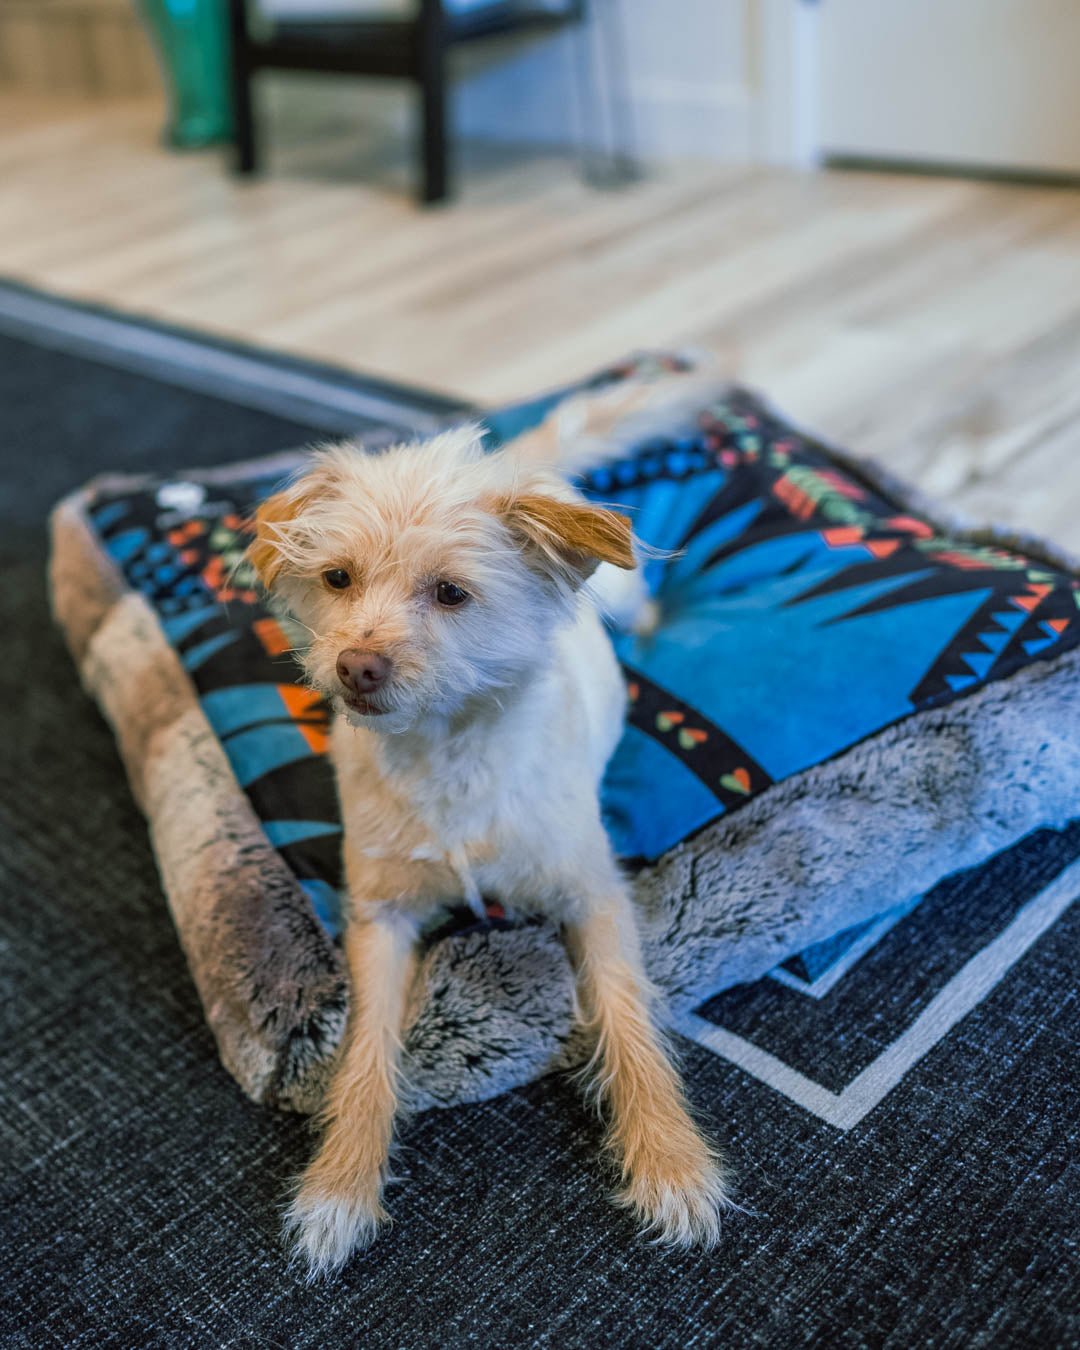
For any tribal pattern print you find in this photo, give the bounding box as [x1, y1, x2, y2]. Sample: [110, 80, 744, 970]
[84, 385, 1080, 936]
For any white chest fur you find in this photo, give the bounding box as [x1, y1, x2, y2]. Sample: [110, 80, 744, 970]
[331, 599, 626, 914]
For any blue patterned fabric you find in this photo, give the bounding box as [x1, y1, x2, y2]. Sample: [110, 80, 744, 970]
[573, 389, 1079, 861]
[82, 377, 1080, 937]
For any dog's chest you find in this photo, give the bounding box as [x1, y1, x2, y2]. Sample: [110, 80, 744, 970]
[335, 608, 625, 909]
[347, 711, 594, 910]
[397, 727, 566, 861]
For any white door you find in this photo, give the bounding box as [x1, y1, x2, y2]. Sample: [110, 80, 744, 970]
[817, 0, 1080, 177]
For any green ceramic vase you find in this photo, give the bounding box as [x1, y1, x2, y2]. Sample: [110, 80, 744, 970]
[136, 0, 233, 148]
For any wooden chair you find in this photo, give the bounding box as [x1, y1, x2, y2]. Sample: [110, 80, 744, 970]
[226, 0, 587, 204]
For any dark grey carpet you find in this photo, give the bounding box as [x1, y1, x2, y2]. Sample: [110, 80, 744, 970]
[1, 299, 1078, 1349]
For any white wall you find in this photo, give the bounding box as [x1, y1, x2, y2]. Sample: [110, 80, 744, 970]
[454, 0, 761, 161]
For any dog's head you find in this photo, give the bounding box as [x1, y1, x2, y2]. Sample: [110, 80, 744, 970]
[245, 427, 634, 733]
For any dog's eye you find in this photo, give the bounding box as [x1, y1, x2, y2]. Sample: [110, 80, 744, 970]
[435, 580, 469, 608]
[323, 568, 352, 591]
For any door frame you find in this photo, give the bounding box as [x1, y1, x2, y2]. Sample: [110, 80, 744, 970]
[753, 0, 821, 166]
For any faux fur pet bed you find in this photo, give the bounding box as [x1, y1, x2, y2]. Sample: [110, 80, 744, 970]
[49, 362, 1080, 1113]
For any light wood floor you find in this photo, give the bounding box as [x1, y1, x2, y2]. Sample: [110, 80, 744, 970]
[3, 92, 1080, 546]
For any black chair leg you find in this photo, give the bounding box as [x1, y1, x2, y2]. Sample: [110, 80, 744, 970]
[227, 0, 258, 175]
[419, 75, 448, 203]
[416, 0, 449, 204]
[232, 75, 257, 175]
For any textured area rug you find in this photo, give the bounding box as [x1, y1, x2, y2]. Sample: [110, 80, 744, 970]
[2, 283, 1078, 1347]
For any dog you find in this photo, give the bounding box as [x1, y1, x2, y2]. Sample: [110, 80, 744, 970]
[246, 376, 730, 1275]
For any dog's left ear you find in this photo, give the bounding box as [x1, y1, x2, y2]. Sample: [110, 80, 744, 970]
[499, 493, 636, 584]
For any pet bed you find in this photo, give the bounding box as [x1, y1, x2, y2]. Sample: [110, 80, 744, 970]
[49, 360, 1080, 1112]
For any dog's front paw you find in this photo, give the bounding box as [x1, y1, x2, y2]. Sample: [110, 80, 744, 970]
[618, 1150, 734, 1250]
[284, 1177, 387, 1278]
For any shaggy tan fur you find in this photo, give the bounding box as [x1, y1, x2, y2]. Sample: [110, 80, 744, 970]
[249, 385, 730, 1275]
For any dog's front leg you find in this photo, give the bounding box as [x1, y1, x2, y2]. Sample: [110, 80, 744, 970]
[566, 878, 731, 1248]
[286, 905, 417, 1276]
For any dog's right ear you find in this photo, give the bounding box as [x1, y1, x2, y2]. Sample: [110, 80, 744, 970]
[246, 489, 303, 588]
[245, 462, 333, 588]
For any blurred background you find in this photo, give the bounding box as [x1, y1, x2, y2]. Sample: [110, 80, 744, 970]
[1, 0, 1079, 541]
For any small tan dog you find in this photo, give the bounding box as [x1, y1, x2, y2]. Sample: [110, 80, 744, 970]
[247, 381, 729, 1275]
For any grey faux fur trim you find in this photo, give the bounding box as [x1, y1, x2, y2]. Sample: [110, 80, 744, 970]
[84, 592, 348, 1112]
[404, 642, 1080, 1108]
[51, 476, 351, 1112]
[48, 412, 1080, 1114]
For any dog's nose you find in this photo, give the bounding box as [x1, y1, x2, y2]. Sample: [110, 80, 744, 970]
[336, 649, 392, 695]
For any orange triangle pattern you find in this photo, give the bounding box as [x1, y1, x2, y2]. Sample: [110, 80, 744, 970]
[1011, 583, 1052, 613]
[254, 617, 292, 657]
[822, 526, 864, 548]
[278, 683, 330, 756]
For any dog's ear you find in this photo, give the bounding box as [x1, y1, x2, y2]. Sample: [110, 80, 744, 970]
[245, 479, 319, 588]
[499, 493, 636, 584]
[244, 448, 354, 587]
